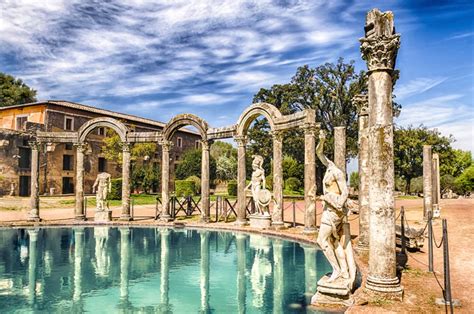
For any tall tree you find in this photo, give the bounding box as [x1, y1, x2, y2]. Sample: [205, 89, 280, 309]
[0, 73, 37, 107]
[393, 125, 458, 194]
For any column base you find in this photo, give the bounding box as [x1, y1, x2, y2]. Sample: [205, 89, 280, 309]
[234, 219, 248, 227]
[365, 275, 403, 300]
[27, 215, 41, 222]
[271, 221, 286, 230]
[356, 242, 369, 253]
[119, 215, 133, 221]
[158, 214, 174, 222]
[200, 215, 210, 223]
[74, 215, 86, 221]
[303, 226, 318, 234]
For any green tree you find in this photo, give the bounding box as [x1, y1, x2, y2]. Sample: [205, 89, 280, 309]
[443, 149, 472, 177]
[0, 73, 37, 107]
[282, 155, 303, 180]
[454, 165, 474, 195]
[350, 172, 359, 190]
[394, 125, 455, 194]
[211, 141, 237, 182]
[175, 149, 217, 181]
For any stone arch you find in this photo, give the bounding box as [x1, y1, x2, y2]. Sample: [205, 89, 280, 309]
[77, 117, 128, 143]
[236, 102, 282, 135]
[163, 114, 209, 140]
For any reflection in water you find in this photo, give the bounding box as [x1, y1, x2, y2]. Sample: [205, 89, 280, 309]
[0, 227, 331, 313]
[94, 227, 110, 277]
[249, 235, 272, 309]
[27, 229, 38, 306]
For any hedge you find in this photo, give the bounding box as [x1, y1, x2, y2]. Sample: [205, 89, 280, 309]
[227, 180, 237, 196]
[109, 178, 122, 200]
[175, 180, 195, 197]
[285, 177, 302, 191]
[186, 175, 201, 194]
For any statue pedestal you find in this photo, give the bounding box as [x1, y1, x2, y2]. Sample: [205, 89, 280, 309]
[249, 214, 272, 229]
[311, 274, 354, 306]
[95, 211, 112, 222]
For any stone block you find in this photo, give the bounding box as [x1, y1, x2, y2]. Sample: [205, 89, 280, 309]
[249, 214, 271, 229]
[95, 211, 112, 222]
[311, 274, 354, 306]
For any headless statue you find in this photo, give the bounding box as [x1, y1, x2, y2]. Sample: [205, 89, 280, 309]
[93, 172, 111, 212]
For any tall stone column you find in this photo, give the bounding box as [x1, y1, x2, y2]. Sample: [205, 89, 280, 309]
[302, 244, 317, 302]
[120, 143, 132, 221]
[160, 141, 173, 222]
[422, 145, 433, 219]
[360, 8, 402, 295]
[235, 135, 248, 226]
[74, 143, 87, 221]
[200, 231, 210, 312]
[354, 94, 370, 251]
[334, 126, 347, 176]
[302, 123, 317, 233]
[201, 140, 211, 223]
[271, 131, 284, 228]
[28, 142, 41, 222]
[27, 229, 38, 305]
[432, 153, 440, 211]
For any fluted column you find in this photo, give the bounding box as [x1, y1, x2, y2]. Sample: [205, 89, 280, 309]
[160, 229, 170, 309]
[423, 145, 433, 219]
[235, 233, 247, 314]
[302, 123, 317, 233]
[118, 227, 131, 310]
[235, 135, 248, 226]
[200, 231, 210, 312]
[334, 126, 347, 177]
[73, 227, 84, 302]
[432, 153, 440, 212]
[27, 229, 39, 306]
[160, 141, 173, 222]
[201, 140, 211, 223]
[271, 131, 284, 228]
[74, 143, 87, 221]
[360, 8, 402, 295]
[120, 143, 132, 221]
[355, 94, 370, 251]
[28, 142, 41, 222]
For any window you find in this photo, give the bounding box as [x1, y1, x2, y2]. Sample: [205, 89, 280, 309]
[65, 143, 73, 150]
[177, 137, 182, 148]
[16, 116, 28, 130]
[97, 127, 106, 136]
[195, 140, 201, 149]
[64, 116, 74, 131]
[63, 155, 73, 171]
[98, 157, 106, 172]
[18, 147, 31, 169]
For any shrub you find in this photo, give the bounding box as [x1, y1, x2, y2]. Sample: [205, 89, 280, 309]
[350, 172, 359, 190]
[285, 177, 302, 191]
[265, 175, 273, 190]
[186, 175, 201, 194]
[227, 180, 237, 196]
[109, 178, 122, 200]
[175, 180, 195, 197]
[454, 165, 474, 195]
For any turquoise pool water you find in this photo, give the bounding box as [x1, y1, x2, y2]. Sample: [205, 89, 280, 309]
[0, 227, 330, 313]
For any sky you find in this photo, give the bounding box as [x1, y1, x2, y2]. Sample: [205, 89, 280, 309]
[1, 0, 473, 154]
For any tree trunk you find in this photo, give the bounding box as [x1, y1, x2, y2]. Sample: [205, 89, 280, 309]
[405, 178, 411, 195]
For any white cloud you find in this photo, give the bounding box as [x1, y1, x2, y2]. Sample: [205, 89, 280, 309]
[394, 77, 447, 101]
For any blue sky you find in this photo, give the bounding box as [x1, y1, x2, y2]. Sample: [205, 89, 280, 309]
[1, 0, 472, 153]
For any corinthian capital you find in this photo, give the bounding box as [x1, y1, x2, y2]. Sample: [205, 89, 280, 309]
[352, 94, 369, 116]
[161, 140, 173, 152]
[360, 9, 400, 72]
[271, 130, 284, 142]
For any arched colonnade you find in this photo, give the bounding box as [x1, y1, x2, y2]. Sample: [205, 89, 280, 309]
[30, 103, 318, 229]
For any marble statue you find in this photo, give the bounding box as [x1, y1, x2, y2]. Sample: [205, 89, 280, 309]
[312, 130, 357, 305]
[245, 155, 272, 216]
[93, 172, 111, 212]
